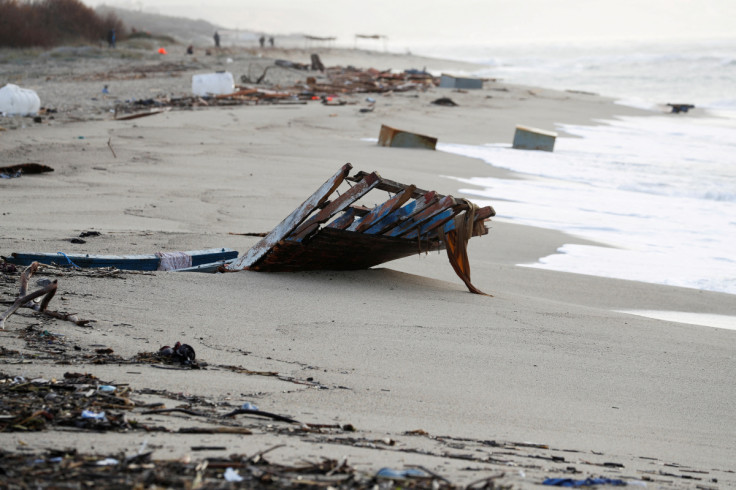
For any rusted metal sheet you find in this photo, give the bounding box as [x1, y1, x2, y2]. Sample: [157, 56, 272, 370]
[223, 165, 495, 293]
[378, 124, 437, 150]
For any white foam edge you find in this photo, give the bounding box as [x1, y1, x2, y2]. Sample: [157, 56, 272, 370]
[617, 310, 736, 331]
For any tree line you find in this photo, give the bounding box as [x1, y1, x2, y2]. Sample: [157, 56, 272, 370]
[0, 0, 124, 48]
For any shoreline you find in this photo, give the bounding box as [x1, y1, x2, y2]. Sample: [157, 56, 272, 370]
[2, 43, 736, 487]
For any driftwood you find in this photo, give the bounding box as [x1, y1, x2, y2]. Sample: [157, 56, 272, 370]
[0, 281, 57, 330]
[0, 262, 92, 329]
[107, 137, 117, 158]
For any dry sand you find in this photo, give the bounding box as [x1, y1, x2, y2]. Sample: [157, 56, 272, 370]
[1, 40, 735, 488]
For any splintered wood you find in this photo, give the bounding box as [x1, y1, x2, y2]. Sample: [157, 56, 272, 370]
[223, 164, 495, 294]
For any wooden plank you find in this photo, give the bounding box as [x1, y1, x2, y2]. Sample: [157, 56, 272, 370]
[403, 208, 457, 239]
[388, 196, 456, 237]
[223, 163, 352, 271]
[251, 228, 444, 272]
[347, 172, 429, 198]
[326, 207, 358, 230]
[440, 205, 495, 235]
[363, 191, 436, 235]
[348, 185, 416, 232]
[289, 172, 380, 241]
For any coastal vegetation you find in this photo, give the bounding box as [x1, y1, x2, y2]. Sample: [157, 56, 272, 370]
[0, 0, 124, 48]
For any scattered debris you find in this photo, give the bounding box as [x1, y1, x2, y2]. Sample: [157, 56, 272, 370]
[0, 83, 41, 116]
[542, 477, 630, 486]
[0, 163, 54, 179]
[0, 262, 93, 330]
[114, 108, 169, 120]
[667, 103, 695, 114]
[158, 341, 196, 365]
[310, 53, 325, 72]
[221, 164, 494, 294]
[378, 124, 438, 150]
[377, 467, 431, 480]
[439, 74, 484, 90]
[512, 125, 557, 152]
[4, 248, 238, 271]
[191, 71, 235, 96]
[565, 89, 598, 96]
[432, 97, 458, 107]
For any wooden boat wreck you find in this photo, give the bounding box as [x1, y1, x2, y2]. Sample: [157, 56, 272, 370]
[222, 164, 495, 294]
[4, 248, 238, 271]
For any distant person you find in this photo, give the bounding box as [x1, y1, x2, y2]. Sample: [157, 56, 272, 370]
[107, 29, 116, 48]
[186, 45, 193, 55]
[213, 31, 220, 47]
[259, 35, 265, 48]
[268, 36, 274, 47]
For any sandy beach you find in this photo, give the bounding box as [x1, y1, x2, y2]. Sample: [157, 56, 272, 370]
[2, 38, 736, 488]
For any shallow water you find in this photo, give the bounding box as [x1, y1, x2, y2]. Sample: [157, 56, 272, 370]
[440, 114, 736, 295]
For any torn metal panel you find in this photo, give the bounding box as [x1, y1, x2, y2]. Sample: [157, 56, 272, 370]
[223, 165, 495, 294]
[378, 124, 437, 150]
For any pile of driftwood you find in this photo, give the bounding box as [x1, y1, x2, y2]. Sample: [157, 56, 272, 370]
[113, 89, 305, 119]
[302, 66, 436, 95]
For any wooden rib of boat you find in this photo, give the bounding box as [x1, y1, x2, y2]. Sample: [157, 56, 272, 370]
[4, 248, 238, 271]
[222, 164, 494, 294]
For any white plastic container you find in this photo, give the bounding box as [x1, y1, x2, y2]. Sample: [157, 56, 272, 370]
[191, 71, 235, 96]
[0, 84, 41, 116]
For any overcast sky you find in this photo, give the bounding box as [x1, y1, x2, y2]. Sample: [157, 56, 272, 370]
[82, 0, 736, 46]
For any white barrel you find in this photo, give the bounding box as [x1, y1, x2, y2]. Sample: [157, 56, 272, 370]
[191, 72, 235, 96]
[0, 84, 41, 116]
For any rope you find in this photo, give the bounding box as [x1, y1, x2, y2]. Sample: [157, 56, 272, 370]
[56, 252, 81, 269]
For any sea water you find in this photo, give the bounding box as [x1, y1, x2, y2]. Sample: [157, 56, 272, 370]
[417, 40, 736, 302]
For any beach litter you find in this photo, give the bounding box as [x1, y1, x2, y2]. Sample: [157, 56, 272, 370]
[0, 163, 54, 179]
[667, 103, 695, 114]
[542, 477, 629, 487]
[158, 341, 196, 364]
[4, 248, 238, 271]
[221, 163, 494, 294]
[0, 83, 41, 116]
[378, 124, 438, 150]
[439, 73, 484, 90]
[432, 97, 459, 106]
[512, 124, 558, 152]
[191, 71, 235, 96]
[376, 467, 431, 479]
[0, 262, 92, 330]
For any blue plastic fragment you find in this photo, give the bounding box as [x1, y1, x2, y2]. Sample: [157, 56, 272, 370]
[376, 467, 428, 479]
[543, 477, 628, 487]
[81, 410, 106, 420]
